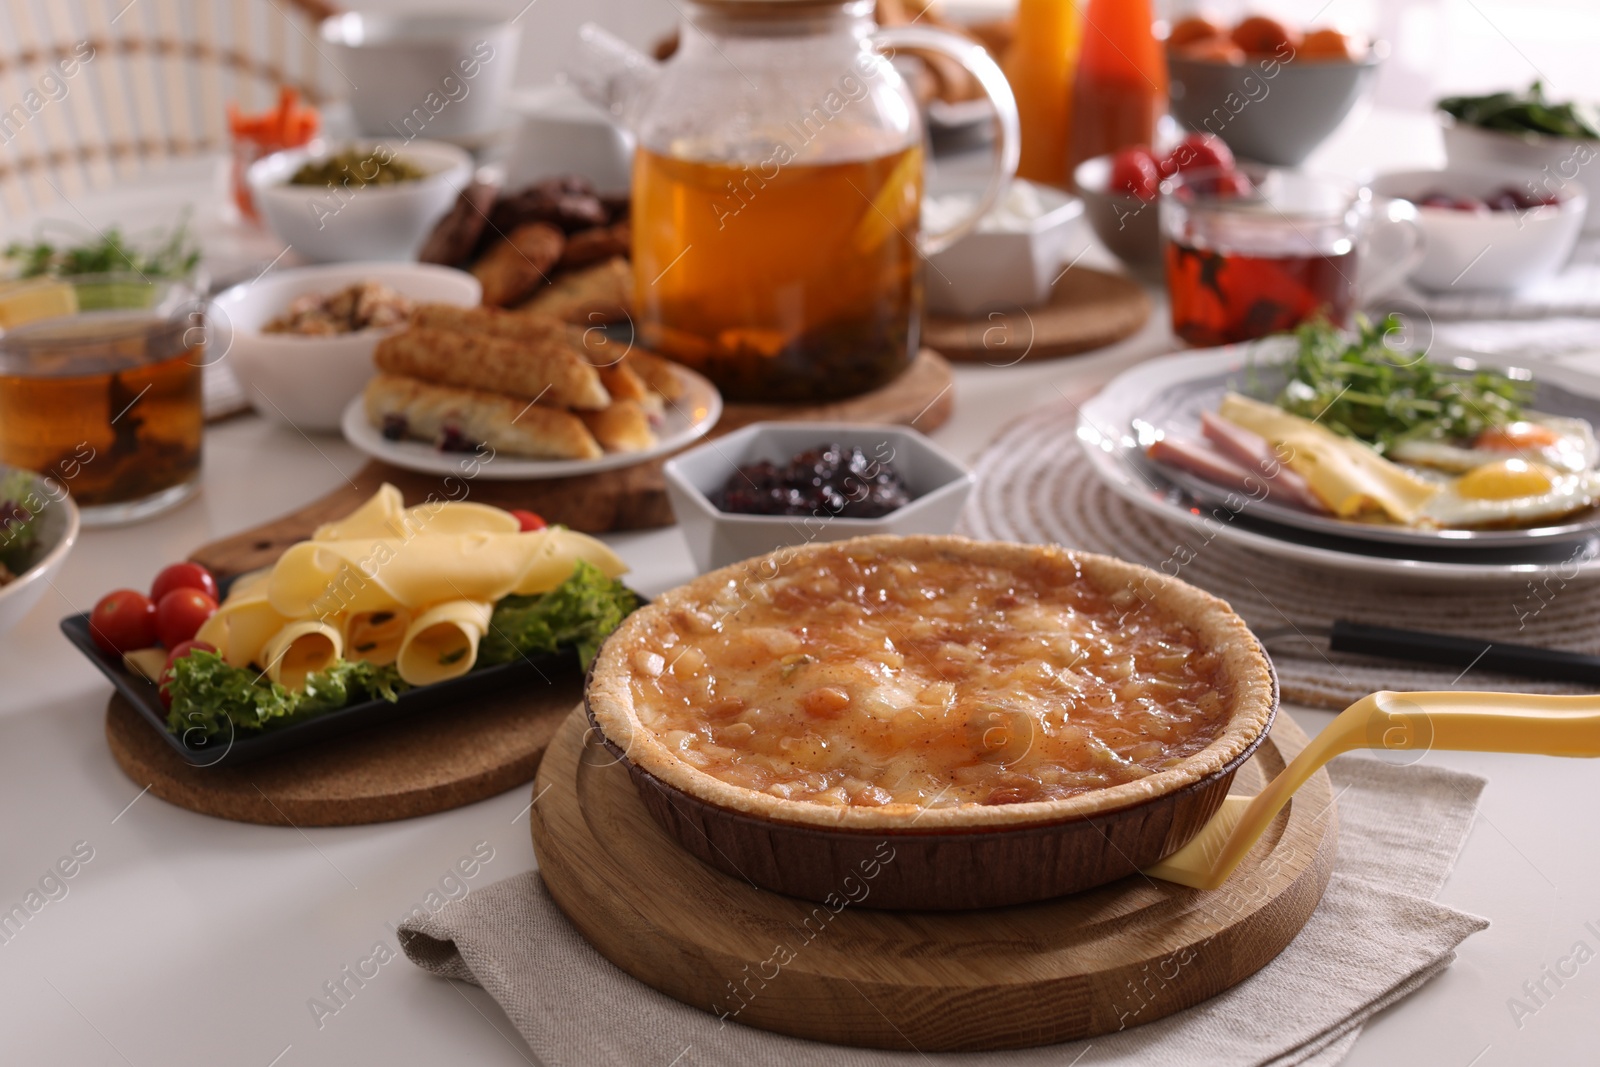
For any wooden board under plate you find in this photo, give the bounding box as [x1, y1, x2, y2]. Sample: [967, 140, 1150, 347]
[105, 670, 581, 826]
[191, 349, 954, 579]
[529, 706, 1336, 1051]
[924, 266, 1151, 363]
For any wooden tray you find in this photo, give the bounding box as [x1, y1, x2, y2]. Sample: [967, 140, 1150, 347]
[191, 349, 954, 579]
[105, 669, 581, 826]
[530, 707, 1337, 1051]
[924, 266, 1151, 363]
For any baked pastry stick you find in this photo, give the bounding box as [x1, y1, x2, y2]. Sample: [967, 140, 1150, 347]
[597, 363, 663, 418]
[623, 349, 687, 402]
[580, 400, 656, 453]
[375, 325, 611, 410]
[473, 222, 564, 307]
[365, 374, 603, 460]
[518, 257, 632, 324]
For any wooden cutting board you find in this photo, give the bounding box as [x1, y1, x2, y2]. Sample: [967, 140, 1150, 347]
[924, 266, 1151, 363]
[530, 707, 1337, 1051]
[191, 349, 954, 580]
[105, 670, 581, 826]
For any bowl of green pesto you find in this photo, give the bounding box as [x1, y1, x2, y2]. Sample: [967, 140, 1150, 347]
[248, 139, 474, 262]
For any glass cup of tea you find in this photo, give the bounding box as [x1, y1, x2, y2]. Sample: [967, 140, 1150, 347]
[1160, 169, 1423, 347]
[0, 274, 206, 526]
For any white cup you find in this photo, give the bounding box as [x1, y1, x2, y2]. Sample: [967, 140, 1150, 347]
[320, 13, 522, 145]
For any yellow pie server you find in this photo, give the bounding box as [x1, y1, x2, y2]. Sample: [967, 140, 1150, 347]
[1146, 690, 1600, 890]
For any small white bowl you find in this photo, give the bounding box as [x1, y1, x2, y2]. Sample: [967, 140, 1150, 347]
[209, 262, 481, 432]
[247, 139, 473, 263]
[1441, 117, 1600, 234]
[1369, 166, 1587, 292]
[663, 422, 975, 575]
[0, 466, 79, 637]
[924, 181, 1085, 316]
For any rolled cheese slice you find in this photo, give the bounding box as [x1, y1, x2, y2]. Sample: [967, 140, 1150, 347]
[343, 607, 412, 667]
[395, 600, 493, 686]
[260, 620, 344, 692]
[195, 593, 292, 669]
[314, 484, 520, 541]
[266, 526, 627, 619]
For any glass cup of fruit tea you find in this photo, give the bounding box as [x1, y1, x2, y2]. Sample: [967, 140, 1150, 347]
[0, 275, 205, 525]
[1160, 168, 1423, 347]
[571, 0, 1020, 403]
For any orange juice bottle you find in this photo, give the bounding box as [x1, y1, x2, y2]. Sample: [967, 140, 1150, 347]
[1066, 0, 1167, 174]
[1002, 0, 1081, 187]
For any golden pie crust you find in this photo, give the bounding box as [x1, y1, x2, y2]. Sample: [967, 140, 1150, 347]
[586, 535, 1276, 831]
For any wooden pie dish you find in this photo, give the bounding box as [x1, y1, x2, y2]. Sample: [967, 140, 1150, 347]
[586, 536, 1278, 910]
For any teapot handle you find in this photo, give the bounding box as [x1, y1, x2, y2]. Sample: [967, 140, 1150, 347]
[872, 26, 1020, 255]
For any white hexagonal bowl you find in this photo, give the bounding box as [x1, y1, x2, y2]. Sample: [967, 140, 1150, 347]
[662, 422, 975, 574]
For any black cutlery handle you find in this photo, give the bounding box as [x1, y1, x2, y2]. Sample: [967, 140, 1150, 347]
[1329, 621, 1600, 685]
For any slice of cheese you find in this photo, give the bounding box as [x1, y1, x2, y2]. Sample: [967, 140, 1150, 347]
[1218, 393, 1437, 525]
[260, 620, 344, 692]
[396, 600, 493, 686]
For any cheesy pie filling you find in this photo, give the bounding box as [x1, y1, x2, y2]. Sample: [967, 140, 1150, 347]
[624, 549, 1231, 808]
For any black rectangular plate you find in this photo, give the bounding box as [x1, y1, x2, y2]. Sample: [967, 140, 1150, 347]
[60, 580, 583, 767]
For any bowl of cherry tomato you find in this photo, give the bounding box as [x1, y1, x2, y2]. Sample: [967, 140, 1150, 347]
[1074, 134, 1241, 276]
[84, 561, 222, 708]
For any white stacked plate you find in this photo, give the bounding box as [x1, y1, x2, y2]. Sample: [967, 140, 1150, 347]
[1078, 338, 1600, 584]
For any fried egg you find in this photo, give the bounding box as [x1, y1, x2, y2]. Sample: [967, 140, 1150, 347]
[1391, 414, 1598, 475]
[1417, 458, 1600, 528]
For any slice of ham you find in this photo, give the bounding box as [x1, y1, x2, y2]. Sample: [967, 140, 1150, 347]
[1145, 436, 1258, 496]
[1200, 411, 1331, 514]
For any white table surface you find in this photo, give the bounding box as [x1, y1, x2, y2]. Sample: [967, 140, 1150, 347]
[4, 109, 1598, 1066]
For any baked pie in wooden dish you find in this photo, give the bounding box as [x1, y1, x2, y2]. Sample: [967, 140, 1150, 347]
[585, 535, 1276, 909]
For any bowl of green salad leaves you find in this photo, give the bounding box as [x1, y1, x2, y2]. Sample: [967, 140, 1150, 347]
[1440, 81, 1600, 233]
[0, 465, 79, 636]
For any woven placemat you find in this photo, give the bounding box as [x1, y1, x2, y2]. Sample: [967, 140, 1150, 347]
[957, 395, 1600, 709]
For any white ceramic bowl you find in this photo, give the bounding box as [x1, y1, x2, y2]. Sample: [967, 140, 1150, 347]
[320, 12, 522, 145]
[247, 140, 473, 263]
[1369, 166, 1587, 292]
[924, 181, 1085, 317]
[663, 422, 975, 575]
[501, 84, 635, 195]
[1442, 118, 1600, 234]
[210, 262, 481, 432]
[0, 466, 79, 636]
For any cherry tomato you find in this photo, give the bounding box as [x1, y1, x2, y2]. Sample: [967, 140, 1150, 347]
[159, 639, 217, 708]
[89, 589, 158, 656]
[510, 508, 548, 532]
[150, 561, 218, 605]
[1109, 146, 1160, 201]
[1166, 133, 1235, 176]
[155, 588, 218, 649]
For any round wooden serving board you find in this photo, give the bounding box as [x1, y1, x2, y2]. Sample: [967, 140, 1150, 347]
[924, 266, 1151, 364]
[190, 349, 954, 580]
[530, 708, 1336, 1051]
[105, 671, 581, 826]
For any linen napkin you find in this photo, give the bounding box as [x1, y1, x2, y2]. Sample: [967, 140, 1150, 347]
[398, 756, 1489, 1067]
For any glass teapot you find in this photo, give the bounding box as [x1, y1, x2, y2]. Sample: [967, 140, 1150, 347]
[569, 0, 1018, 403]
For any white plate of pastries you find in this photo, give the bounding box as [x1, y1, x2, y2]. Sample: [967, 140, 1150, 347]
[340, 303, 721, 479]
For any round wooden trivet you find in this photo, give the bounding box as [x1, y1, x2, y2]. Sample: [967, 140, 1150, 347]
[529, 708, 1336, 1052]
[924, 266, 1152, 363]
[105, 672, 582, 826]
[190, 350, 955, 580]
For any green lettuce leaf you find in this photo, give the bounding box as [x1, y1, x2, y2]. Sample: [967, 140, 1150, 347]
[166, 650, 406, 742]
[478, 559, 639, 669]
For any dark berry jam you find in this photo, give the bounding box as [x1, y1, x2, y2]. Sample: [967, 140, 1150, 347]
[712, 443, 912, 518]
